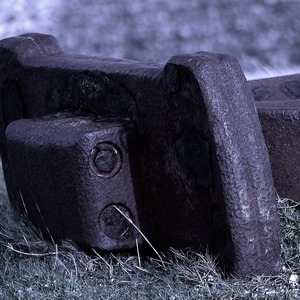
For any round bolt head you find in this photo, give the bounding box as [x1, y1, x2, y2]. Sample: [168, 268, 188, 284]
[99, 204, 132, 239]
[89, 142, 122, 178]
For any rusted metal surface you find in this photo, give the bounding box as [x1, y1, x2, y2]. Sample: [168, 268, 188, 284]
[0, 33, 282, 277]
[5, 115, 145, 250]
[250, 76, 300, 203]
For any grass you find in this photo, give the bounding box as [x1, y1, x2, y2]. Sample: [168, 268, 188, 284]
[0, 170, 299, 299]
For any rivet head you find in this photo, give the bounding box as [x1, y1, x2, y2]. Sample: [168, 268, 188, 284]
[99, 205, 132, 239]
[89, 142, 122, 178]
[252, 87, 272, 101]
[282, 80, 300, 99]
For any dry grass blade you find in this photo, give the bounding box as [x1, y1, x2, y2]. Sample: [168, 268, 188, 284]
[136, 238, 141, 268]
[91, 248, 112, 270]
[6, 243, 57, 257]
[112, 205, 166, 267]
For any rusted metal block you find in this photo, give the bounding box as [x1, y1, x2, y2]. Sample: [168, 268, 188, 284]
[6, 115, 145, 250]
[0, 33, 281, 276]
[250, 75, 300, 202]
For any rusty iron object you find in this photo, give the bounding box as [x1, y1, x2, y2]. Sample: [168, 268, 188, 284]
[249, 76, 300, 203]
[0, 33, 286, 277]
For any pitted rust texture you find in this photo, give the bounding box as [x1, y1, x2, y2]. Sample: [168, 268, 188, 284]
[250, 75, 300, 202]
[0, 33, 281, 277]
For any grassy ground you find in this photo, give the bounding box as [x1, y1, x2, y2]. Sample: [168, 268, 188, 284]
[0, 170, 299, 299]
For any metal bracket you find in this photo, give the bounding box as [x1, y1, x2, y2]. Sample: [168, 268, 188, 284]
[0, 33, 283, 276]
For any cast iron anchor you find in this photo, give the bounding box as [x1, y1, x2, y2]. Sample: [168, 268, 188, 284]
[0, 33, 283, 277]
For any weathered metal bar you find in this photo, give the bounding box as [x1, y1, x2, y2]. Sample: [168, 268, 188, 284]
[250, 76, 300, 203]
[0, 33, 282, 276]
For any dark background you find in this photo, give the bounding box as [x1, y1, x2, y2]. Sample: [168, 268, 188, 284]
[0, 0, 300, 78]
